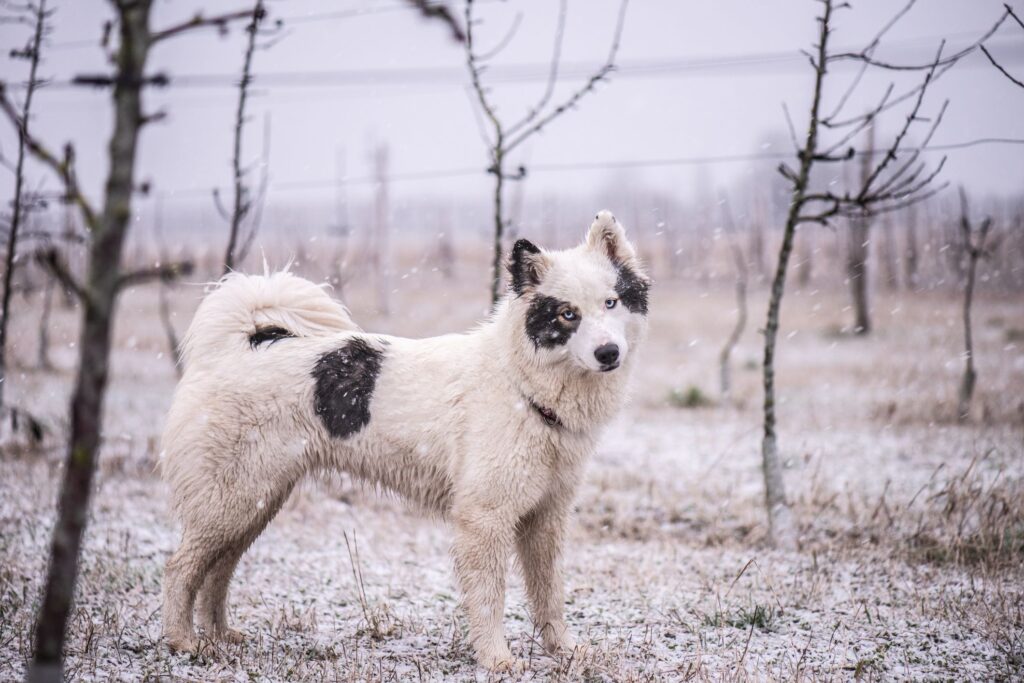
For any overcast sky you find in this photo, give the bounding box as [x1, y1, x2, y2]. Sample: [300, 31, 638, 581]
[1, 0, 1022, 221]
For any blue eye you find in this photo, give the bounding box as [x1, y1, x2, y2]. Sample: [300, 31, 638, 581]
[605, 298, 618, 309]
[562, 310, 576, 321]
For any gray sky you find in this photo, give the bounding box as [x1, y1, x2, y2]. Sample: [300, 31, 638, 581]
[2, 0, 1023, 221]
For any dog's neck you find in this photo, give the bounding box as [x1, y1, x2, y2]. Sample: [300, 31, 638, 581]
[489, 298, 634, 434]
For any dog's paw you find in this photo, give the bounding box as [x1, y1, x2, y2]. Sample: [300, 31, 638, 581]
[540, 622, 578, 654]
[216, 627, 246, 644]
[544, 631, 578, 655]
[477, 648, 526, 673]
[164, 633, 200, 654]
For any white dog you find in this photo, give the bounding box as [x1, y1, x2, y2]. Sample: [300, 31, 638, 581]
[160, 210, 650, 671]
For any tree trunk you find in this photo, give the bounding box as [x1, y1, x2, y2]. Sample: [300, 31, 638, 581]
[797, 227, 813, 287]
[29, 4, 150, 680]
[762, 201, 800, 550]
[958, 241, 979, 421]
[37, 274, 54, 370]
[881, 214, 899, 291]
[904, 203, 919, 290]
[373, 144, 390, 316]
[489, 152, 505, 306]
[719, 196, 748, 403]
[846, 217, 871, 334]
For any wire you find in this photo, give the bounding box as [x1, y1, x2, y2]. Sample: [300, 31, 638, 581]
[36, 29, 1022, 90]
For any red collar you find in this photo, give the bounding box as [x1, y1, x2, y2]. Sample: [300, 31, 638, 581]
[530, 399, 561, 427]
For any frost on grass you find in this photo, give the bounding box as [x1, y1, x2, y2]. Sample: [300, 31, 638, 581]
[1, 286, 1022, 681]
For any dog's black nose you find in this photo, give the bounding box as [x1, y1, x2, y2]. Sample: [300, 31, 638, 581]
[594, 343, 620, 366]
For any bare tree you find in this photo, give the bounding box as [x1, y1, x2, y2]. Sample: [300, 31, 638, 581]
[0, 4, 254, 679]
[718, 195, 747, 403]
[758, 0, 1005, 548]
[465, 0, 629, 304]
[956, 188, 994, 422]
[329, 146, 352, 295]
[153, 194, 183, 377]
[219, 0, 273, 274]
[0, 0, 50, 411]
[372, 143, 391, 316]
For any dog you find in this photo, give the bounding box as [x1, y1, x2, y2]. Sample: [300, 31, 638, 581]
[160, 210, 650, 671]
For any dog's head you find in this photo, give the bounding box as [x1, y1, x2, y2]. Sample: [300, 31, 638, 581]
[507, 210, 650, 373]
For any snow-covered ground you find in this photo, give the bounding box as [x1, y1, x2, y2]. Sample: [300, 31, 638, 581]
[1, 276, 1022, 681]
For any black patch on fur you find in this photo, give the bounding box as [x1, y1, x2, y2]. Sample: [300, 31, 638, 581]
[615, 266, 649, 315]
[508, 238, 542, 295]
[312, 338, 384, 439]
[525, 295, 581, 349]
[249, 326, 294, 349]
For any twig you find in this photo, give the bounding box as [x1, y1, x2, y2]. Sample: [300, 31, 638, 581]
[404, 0, 465, 42]
[980, 44, 1024, 89]
[0, 86, 98, 230]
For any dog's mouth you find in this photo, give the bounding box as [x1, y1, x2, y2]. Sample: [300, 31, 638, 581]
[598, 362, 620, 373]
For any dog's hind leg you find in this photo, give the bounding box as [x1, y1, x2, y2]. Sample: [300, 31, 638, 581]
[193, 539, 249, 644]
[195, 488, 291, 643]
[163, 478, 292, 652]
[162, 528, 227, 653]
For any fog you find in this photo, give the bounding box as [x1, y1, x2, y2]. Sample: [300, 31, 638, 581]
[1, 0, 1022, 229]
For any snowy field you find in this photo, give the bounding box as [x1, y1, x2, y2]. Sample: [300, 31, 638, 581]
[1, 271, 1022, 681]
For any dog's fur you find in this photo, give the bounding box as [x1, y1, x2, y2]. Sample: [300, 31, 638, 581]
[160, 211, 650, 671]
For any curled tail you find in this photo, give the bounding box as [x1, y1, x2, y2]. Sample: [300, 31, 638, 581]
[180, 270, 358, 372]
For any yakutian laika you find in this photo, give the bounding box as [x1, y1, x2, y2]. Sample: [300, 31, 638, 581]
[160, 210, 650, 672]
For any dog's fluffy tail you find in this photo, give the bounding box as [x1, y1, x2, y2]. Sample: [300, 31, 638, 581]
[180, 270, 358, 372]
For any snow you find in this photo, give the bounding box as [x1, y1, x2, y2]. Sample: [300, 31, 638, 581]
[1, 282, 1022, 681]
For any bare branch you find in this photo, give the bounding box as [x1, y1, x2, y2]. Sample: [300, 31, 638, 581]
[465, 0, 504, 160]
[474, 10, 521, 60]
[0, 84, 99, 230]
[781, 102, 799, 153]
[116, 260, 194, 290]
[829, 9, 1009, 70]
[503, 0, 629, 155]
[404, 0, 465, 42]
[505, 0, 566, 138]
[34, 247, 86, 304]
[980, 44, 1024, 89]
[150, 7, 257, 44]
[823, 0, 916, 121]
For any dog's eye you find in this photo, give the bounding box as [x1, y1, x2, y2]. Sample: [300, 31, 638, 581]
[562, 310, 576, 321]
[605, 298, 618, 309]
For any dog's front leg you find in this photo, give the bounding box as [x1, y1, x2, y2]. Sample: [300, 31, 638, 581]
[516, 501, 577, 654]
[451, 506, 520, 672]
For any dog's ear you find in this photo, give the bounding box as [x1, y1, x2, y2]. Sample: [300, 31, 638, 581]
[586, 210, 639, 269]
[507, 238, 550, 295]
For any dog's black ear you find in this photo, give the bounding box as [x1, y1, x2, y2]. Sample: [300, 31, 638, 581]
[507, 238, 549, 295]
